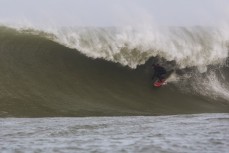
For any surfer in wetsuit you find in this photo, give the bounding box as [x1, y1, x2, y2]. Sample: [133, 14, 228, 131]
[152, 64, 167, 82]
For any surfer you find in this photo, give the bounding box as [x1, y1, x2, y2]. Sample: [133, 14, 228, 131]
[152, 64, 167, 82]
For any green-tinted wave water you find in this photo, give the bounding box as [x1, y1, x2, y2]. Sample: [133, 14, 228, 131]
[0, 26, 228, 117]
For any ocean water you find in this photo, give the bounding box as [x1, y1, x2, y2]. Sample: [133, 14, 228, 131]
[0, 24, 229, 152]
[1, 114, 229, 153]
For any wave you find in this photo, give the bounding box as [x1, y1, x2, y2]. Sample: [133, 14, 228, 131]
[0, 25, 228, 117]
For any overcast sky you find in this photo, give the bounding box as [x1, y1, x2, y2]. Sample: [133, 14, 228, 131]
[0, 0, 228, 26]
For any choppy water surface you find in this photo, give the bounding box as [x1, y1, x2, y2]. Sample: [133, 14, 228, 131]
[1, 113, 229, 153]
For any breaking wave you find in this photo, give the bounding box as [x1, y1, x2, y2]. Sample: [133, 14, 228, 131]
[0, 24, 228, 117]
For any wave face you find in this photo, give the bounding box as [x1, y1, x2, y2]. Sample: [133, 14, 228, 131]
[0, 26, 229, 117]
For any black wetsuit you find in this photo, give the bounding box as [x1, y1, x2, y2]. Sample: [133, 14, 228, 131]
[153, 65, 167, 81]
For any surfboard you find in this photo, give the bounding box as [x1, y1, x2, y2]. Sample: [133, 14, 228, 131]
[153, 79, 167, 87]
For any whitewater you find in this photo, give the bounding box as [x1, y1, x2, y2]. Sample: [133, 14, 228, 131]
[6, 23, 229, 69]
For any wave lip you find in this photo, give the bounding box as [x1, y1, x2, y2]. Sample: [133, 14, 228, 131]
[50, 26, 229, 69]
[2, 23, 229, 69]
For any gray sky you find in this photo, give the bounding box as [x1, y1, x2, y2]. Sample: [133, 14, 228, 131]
[0, 0, 228, 26]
